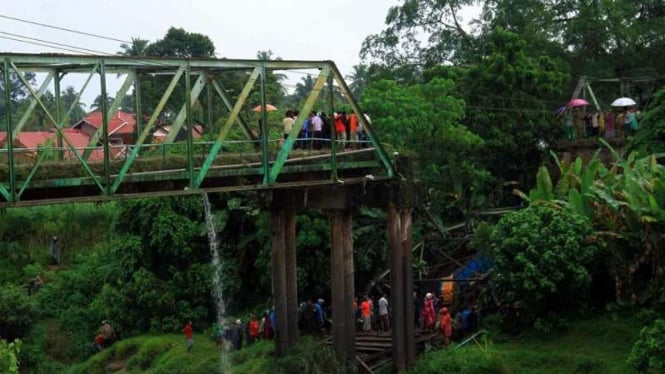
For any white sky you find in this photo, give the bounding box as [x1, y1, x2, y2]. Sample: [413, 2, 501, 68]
[0, 0, 400, 105]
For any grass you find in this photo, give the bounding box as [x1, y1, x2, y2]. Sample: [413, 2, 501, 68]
[67, 314, 640, 373]
[410, 313, 641, 374]
[67, 333, 274, 374]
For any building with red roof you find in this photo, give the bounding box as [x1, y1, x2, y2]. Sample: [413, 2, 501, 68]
[72, 110, 137, 145]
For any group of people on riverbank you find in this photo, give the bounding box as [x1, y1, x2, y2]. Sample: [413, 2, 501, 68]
[562, 107, 640, 140]
[282, 110, 371, 150]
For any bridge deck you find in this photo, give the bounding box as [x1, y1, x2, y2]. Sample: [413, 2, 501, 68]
[1, 147, 389, 207]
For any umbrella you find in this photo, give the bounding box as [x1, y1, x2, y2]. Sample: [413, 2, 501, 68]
[252, 104, 277, 112]
[554, 106, 566, 116]
[611, 97, 636, 107]
[567, 98, 589, 108]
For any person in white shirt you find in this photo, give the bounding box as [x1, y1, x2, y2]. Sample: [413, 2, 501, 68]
[378, 294, 390, 332]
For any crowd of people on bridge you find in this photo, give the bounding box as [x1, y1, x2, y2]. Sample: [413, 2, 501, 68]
[561, 107, 640, 140]
[282, 110, 371, 150]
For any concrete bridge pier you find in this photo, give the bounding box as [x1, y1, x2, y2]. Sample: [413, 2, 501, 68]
[329, 209, 356, 368]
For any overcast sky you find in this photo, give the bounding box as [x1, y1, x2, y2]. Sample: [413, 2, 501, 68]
[0, 0, 402, 105]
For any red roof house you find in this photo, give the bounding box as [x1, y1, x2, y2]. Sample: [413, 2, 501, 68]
[72, 110, 137, 145]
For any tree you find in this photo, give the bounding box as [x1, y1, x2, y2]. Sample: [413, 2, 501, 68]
[628, 319, 665, 372]
[459, 28, 568, 187]
[117, 37, 149, 57]
[145, 27, 215, 58]
[139, 28, 216, 115]
[90, 94, 114, 112]
[0, 284, 35, 341]
[346, 64, 369, 100]
[361, 77, 490, 216]
[361, 0, 479, 67]
[489, 205, 597, 329]
[0, 72, 35, 122]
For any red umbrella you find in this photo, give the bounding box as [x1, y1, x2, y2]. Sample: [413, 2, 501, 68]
[567, 98, 589, 108]
[252, 104, 277, 112]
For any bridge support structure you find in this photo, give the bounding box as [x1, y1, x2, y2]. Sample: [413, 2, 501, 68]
[264, 167, 418, 371]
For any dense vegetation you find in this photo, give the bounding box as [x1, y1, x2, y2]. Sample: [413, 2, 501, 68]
[1, 0, 665, 372]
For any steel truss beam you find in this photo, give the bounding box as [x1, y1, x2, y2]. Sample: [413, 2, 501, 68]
[0, 53, 395, 205]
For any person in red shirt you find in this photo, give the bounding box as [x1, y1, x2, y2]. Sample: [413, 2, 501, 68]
[93, 333, 105, 352]
[247, 314, 260, 345]
[182, 320, 193, 353]
[439, 307, 453, 346]
[422, 293, 436, 332]
[334, 113, 347, 148]
[348, 113, 359, 149]
[360, 296, 373, 333]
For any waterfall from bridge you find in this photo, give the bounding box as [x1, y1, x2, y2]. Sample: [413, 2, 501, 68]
[202, 193, 231, 373]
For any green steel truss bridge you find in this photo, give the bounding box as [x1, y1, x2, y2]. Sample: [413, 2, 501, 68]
[0, 53, 396, 207]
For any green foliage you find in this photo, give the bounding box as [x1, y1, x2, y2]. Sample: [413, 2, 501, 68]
[628, 319, 665, 372]
[0, 284, 36, 341]
[630, 86, 665, 155]
[408, 347, 508, 374]
[0, 339, 21, 374]
[361, 77, 492, 215]
[274, 336, 345, 374]
[490, 205, 596, 327]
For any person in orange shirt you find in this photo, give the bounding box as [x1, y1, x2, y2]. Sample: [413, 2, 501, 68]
[334, 113, 347, 148]
[348, 113, 359, 149]
[439, 307, 452, 346]
[360, 296, 373, 333]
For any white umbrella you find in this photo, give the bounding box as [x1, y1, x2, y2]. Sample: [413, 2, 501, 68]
[611, 97, 636, 107]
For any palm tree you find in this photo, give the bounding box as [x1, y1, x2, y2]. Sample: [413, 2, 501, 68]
[345, 64, 369, 100]
[117, 37, 150, 56]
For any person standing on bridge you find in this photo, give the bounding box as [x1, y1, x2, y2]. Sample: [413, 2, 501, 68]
[422, 293, 436, 332]
[439, 307, 453, 346]
[360, 296, 373, 333]
[282, 110, 295, 142]
[378, 294, 390, 332]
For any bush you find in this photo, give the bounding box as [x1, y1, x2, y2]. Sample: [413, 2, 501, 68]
[0, 339, 21, 374]
[408, 347, 508, 374]
[489, 205, 596, 329]
[274, 337, 345, 374]
[0, 284, 36, 341]
[627, 319, 665, 372]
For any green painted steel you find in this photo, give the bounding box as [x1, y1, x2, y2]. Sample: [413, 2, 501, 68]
[110, 67, 185, 193]
[3, 59, 16, 202]
[54, 71, 63, 160]
[184, 65, 195, 188]
[9, 61, 102, 188]
[194, 67, 260, 188]
[330, 65, 394, 178]
[98, 61, 112, 195]
[134, 70, 143, 146]
[165, 72, 206, 143]
[12, 72, 53, 141]
[0, 53, 396, 206]
[328, 74, 338, 180]
[62, 63, 98, 125]
[210, 78, 254, 141]
[259, 65, 270, 184]
[83, 70, 135, 159]
[268, 67, 329, 183]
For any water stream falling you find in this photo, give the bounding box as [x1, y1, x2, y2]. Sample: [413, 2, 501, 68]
[202, 193, 231, 373]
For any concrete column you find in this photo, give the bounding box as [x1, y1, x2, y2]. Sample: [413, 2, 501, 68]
[388, 204, 406, 371]
[329, 210, 347, 364]
[342, 210, 356, 366]
[271, 210, 289, 355]
[284, 209, 299, 348]
[402, 209, 416, 368]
